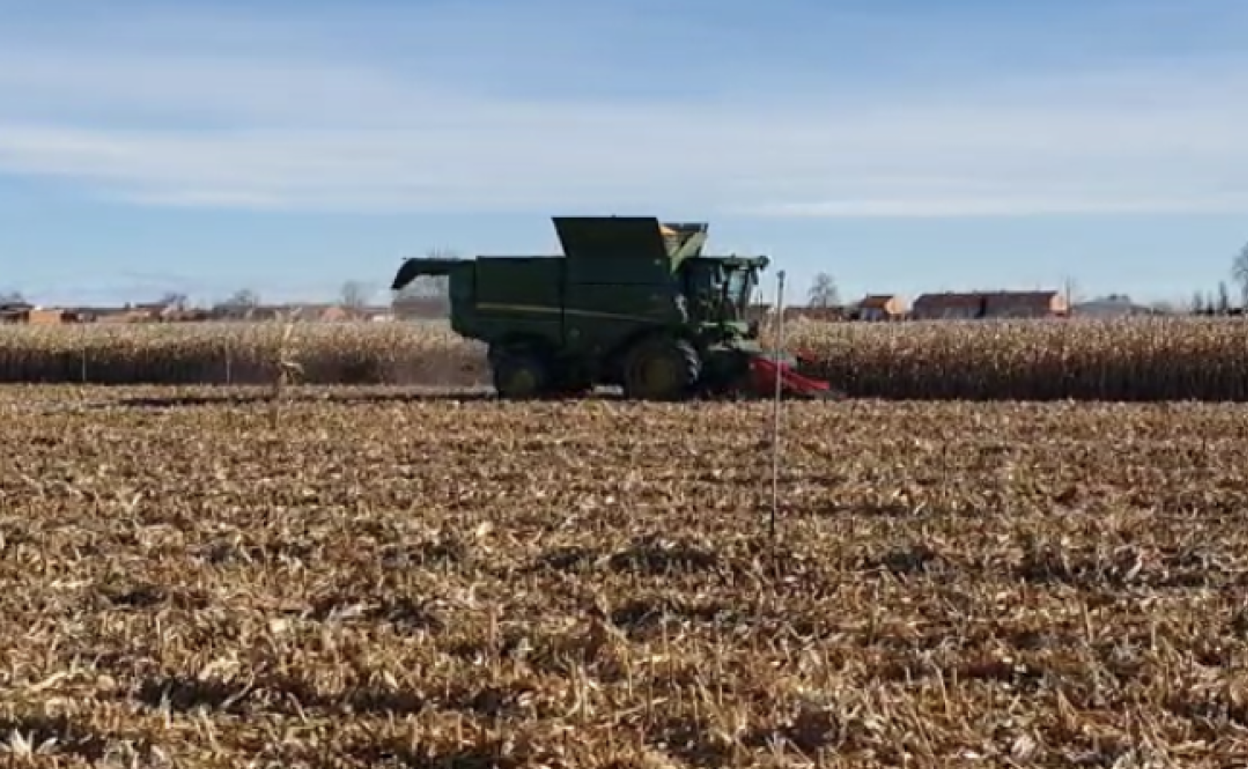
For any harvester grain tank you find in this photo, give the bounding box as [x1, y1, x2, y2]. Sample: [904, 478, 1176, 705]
[390, 215, 832, 400]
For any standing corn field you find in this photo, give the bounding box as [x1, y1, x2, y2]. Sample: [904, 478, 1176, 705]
[3, 317, 1248, 400]
[784, 317, 1248, 401]
[0, 321, 487, 388]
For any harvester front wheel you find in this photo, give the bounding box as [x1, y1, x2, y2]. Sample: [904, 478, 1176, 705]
[622, 337, 701, 401]
[549, 366, 594, 398]
[490, 350, 549, 399]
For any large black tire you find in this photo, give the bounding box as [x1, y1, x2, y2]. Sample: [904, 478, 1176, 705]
[547, 364, 594, 398]
[622, 337, 702, 401]
[490, 348, 549, 399]
[698, 349, 755, 400]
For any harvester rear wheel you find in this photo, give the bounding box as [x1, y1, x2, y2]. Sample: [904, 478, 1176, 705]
[490, 350, 549, 399]
[622, 337, 701, 401]
[549, 367, 594, 398]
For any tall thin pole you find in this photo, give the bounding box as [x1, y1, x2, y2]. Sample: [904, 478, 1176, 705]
[770, 270, 786, 539]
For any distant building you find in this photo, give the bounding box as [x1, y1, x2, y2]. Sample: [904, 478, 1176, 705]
[0, 304, 68, 325]
[855, 294, 907, 321]
[984, 290, 1068, 318]
[912, 290, 1068, 320]
[787, 306, 849, 322]
[393, 295, 449, 320]
[315, 305, 352, 322]
[1072, 295, 1161, 318]
[912, 292, 982, 320]
[743, 303, 851, 324]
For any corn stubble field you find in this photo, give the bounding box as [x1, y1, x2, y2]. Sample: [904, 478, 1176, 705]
[4, 320, 1248, 767]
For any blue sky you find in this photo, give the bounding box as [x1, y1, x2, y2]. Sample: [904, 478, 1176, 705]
[2, 0, 1247, 307]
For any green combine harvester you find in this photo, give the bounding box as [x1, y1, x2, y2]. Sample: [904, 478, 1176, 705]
[390, 215, 834, 400]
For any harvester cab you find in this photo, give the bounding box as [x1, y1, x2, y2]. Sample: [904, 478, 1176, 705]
[678, 251, 766, 335]
[390, 215, 833, 400]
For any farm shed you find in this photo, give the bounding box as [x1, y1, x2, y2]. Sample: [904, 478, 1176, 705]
[856, 294, 907, 321]
[0, 306, 69, 324]
[911, 292, 985, 320]
[984, 290, 1068, 318]
[913, 290, 1067, 320]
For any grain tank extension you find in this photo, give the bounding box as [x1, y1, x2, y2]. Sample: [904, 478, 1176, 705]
[390, 216, 833, 400]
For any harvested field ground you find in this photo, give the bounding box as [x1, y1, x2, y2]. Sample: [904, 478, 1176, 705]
[6, 316, 1248, 400]
[3, 385, 1248, 767]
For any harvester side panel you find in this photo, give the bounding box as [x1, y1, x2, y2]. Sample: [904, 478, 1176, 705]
[563, 253, 687, 380]
[565, 255, 671, 286]
[472, 257, 567, 349]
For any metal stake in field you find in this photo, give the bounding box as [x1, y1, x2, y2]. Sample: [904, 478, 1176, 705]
[770, 270, 786, 540]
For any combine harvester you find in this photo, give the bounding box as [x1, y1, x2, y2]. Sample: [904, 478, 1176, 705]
[390, 215, 835, 401]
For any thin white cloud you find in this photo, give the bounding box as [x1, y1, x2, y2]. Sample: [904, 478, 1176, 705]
[1, 11, 1248, 218]
[745, 193, 1248, 219]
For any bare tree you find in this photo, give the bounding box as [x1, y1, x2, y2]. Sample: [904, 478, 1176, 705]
[212, 288, 261, 318]
[0, 289, 26, 306]
[229, 288, 260, 308]
[340, 280, 371, 310]
[1217, 281, 1231, 314]
[160, 291, 189, 311]
[1232, 242, 1248, 308]
[807, 272, 839, 308]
